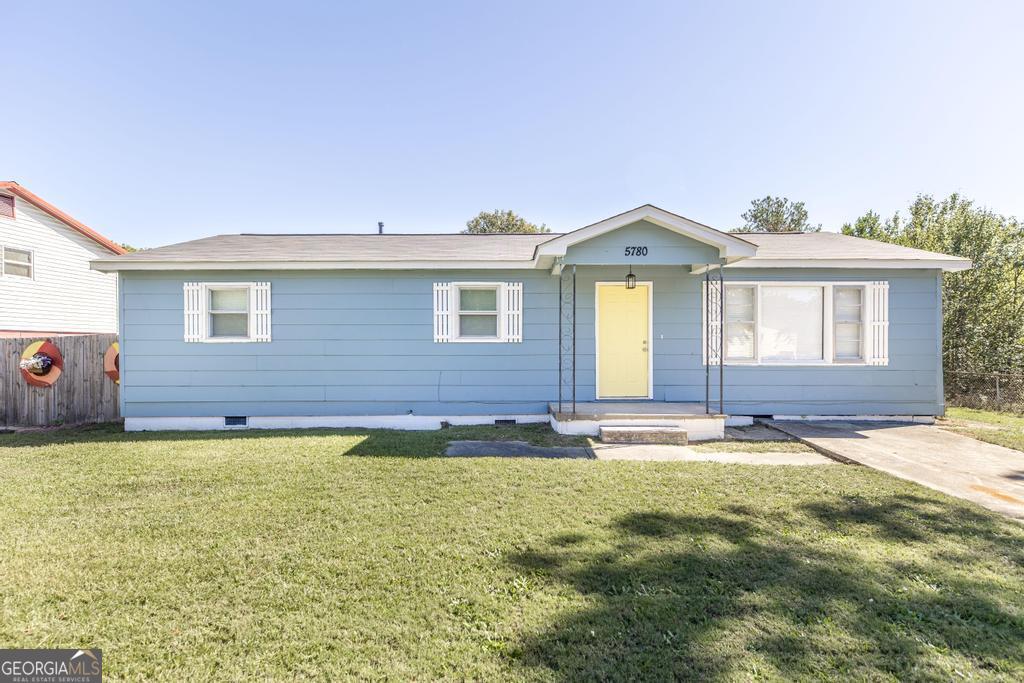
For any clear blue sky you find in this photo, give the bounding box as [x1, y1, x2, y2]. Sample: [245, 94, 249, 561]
[4, 1, 1022, 247]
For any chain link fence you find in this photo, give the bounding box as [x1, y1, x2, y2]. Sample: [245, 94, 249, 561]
[946, 371, 1024, 413]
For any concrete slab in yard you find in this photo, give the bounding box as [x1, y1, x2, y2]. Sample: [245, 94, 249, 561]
[445, 440, 591, 459]
[769, 420, 1024, 520]
[725, 423, 794, 441]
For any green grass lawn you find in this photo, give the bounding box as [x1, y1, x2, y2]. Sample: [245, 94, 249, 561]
[2, 424, 1023, 680]
[944, 407, 1024, 452]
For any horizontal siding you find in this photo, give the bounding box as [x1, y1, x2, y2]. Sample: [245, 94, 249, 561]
[122, 270, 560, 417]
[121, 266, 944, 418]
[126, 401, 549, 418]
[0, 198, 118, 332]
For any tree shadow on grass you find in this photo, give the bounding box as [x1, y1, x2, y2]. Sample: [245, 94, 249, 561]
[506, 498, 1024, 680]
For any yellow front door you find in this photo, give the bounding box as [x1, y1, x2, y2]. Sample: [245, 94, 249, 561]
[597, 284, 650, 398]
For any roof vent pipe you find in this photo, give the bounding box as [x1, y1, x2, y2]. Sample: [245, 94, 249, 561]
[378, 221, 384, 234]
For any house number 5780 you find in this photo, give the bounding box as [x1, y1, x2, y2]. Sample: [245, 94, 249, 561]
[624, 246, 648, 256]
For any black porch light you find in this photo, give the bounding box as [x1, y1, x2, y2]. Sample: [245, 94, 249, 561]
[625, 265, 637, 289]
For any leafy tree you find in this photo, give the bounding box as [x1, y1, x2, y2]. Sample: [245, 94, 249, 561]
[734, 196, 821, 233]
[843, 194, 1024, 374]
[840, 210, 890, 241]
[119, 242, 140, 252]
[463, 209, 549, 234]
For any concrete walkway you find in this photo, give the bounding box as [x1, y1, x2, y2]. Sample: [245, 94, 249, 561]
[769, 420, 1024, 520]
[589, 442, 835, 464]
[444, 439, 835, 465]
[445, 441, 590, 459]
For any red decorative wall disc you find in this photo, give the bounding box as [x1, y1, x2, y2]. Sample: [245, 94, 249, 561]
[19, 340, 64, 388]
[104, 342, 120, 384]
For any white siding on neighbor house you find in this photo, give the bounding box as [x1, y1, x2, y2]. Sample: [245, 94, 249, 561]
[0, 196, 118, 332]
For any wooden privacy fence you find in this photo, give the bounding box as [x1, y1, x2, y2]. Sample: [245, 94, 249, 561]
[1, 333, 120, 427]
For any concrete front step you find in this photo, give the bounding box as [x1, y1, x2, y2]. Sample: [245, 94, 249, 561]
[599, 425, 688, 445]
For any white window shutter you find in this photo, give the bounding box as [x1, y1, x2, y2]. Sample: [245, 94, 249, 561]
[867, 281, 889, 366]
[183, 282, 204, 342]
[503, 282, 523, 342]
[433, 283, 453, 342]
[701, 280, 723, 365]
[252, 282, 272, 342]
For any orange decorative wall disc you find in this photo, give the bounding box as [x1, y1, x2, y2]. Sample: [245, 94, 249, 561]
[19, 340, 64, 388]
[104, 342, 120, 384]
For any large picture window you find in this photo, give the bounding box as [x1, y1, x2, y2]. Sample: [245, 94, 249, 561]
[715, 282, 882, 365]
[760, 285, 823, 361]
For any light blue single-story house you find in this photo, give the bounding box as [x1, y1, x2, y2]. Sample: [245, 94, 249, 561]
[91, 205, 970, 439]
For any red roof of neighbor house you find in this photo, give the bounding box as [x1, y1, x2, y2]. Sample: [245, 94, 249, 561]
[0, 182, 126, 255]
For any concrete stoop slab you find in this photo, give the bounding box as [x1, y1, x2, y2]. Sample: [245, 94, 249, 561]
[599, 425, 688, 445]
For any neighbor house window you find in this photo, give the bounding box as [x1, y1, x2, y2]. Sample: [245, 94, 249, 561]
[456, 285, 500, 339]
[2, 247, 33, 278]
[712, 281, 888, 365]
[183, 282, 272, 343]
[0, 195, 14, 219]
[833, 286, 865, 361]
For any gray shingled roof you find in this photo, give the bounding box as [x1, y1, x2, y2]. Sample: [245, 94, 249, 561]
[738, 232, 964, 263]
[109, 233, 557, 262]
[94, 230, 968, 267]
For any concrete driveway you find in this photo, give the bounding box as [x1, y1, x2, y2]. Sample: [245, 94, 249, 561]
[770, 420, 1024, 520]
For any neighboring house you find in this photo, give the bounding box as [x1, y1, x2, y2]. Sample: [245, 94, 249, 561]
[0, 182, 125, 336]
[91, 205, 970, 436]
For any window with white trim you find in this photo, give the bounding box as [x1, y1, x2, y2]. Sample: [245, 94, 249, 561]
[760, 285, 824, 361]
[209, 286, 250, 339]
[183, 282, 272, 343]
[724, 285, 755, 360]
[2, 247, 33, 278]
[706, 281, 888, 365]
[433, 282, 523, 343]
[833, 286, 865, 361]
[457, 285, 500, 339]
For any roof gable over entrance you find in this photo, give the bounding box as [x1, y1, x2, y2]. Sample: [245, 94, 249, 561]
[560, 219, 723, 266]
[536, 204, 757, 266]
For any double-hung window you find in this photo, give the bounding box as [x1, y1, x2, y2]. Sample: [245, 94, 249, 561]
[457, 285, 500, 339]
[208, 287, 251, 339]
[833, 286, 865, 361]
[433, 282, 523, 343]
[724, 285, 756, 360]
[2, 247, 33, 278]
[709, 281, 887, 365]
[183, 282, 272, 343]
